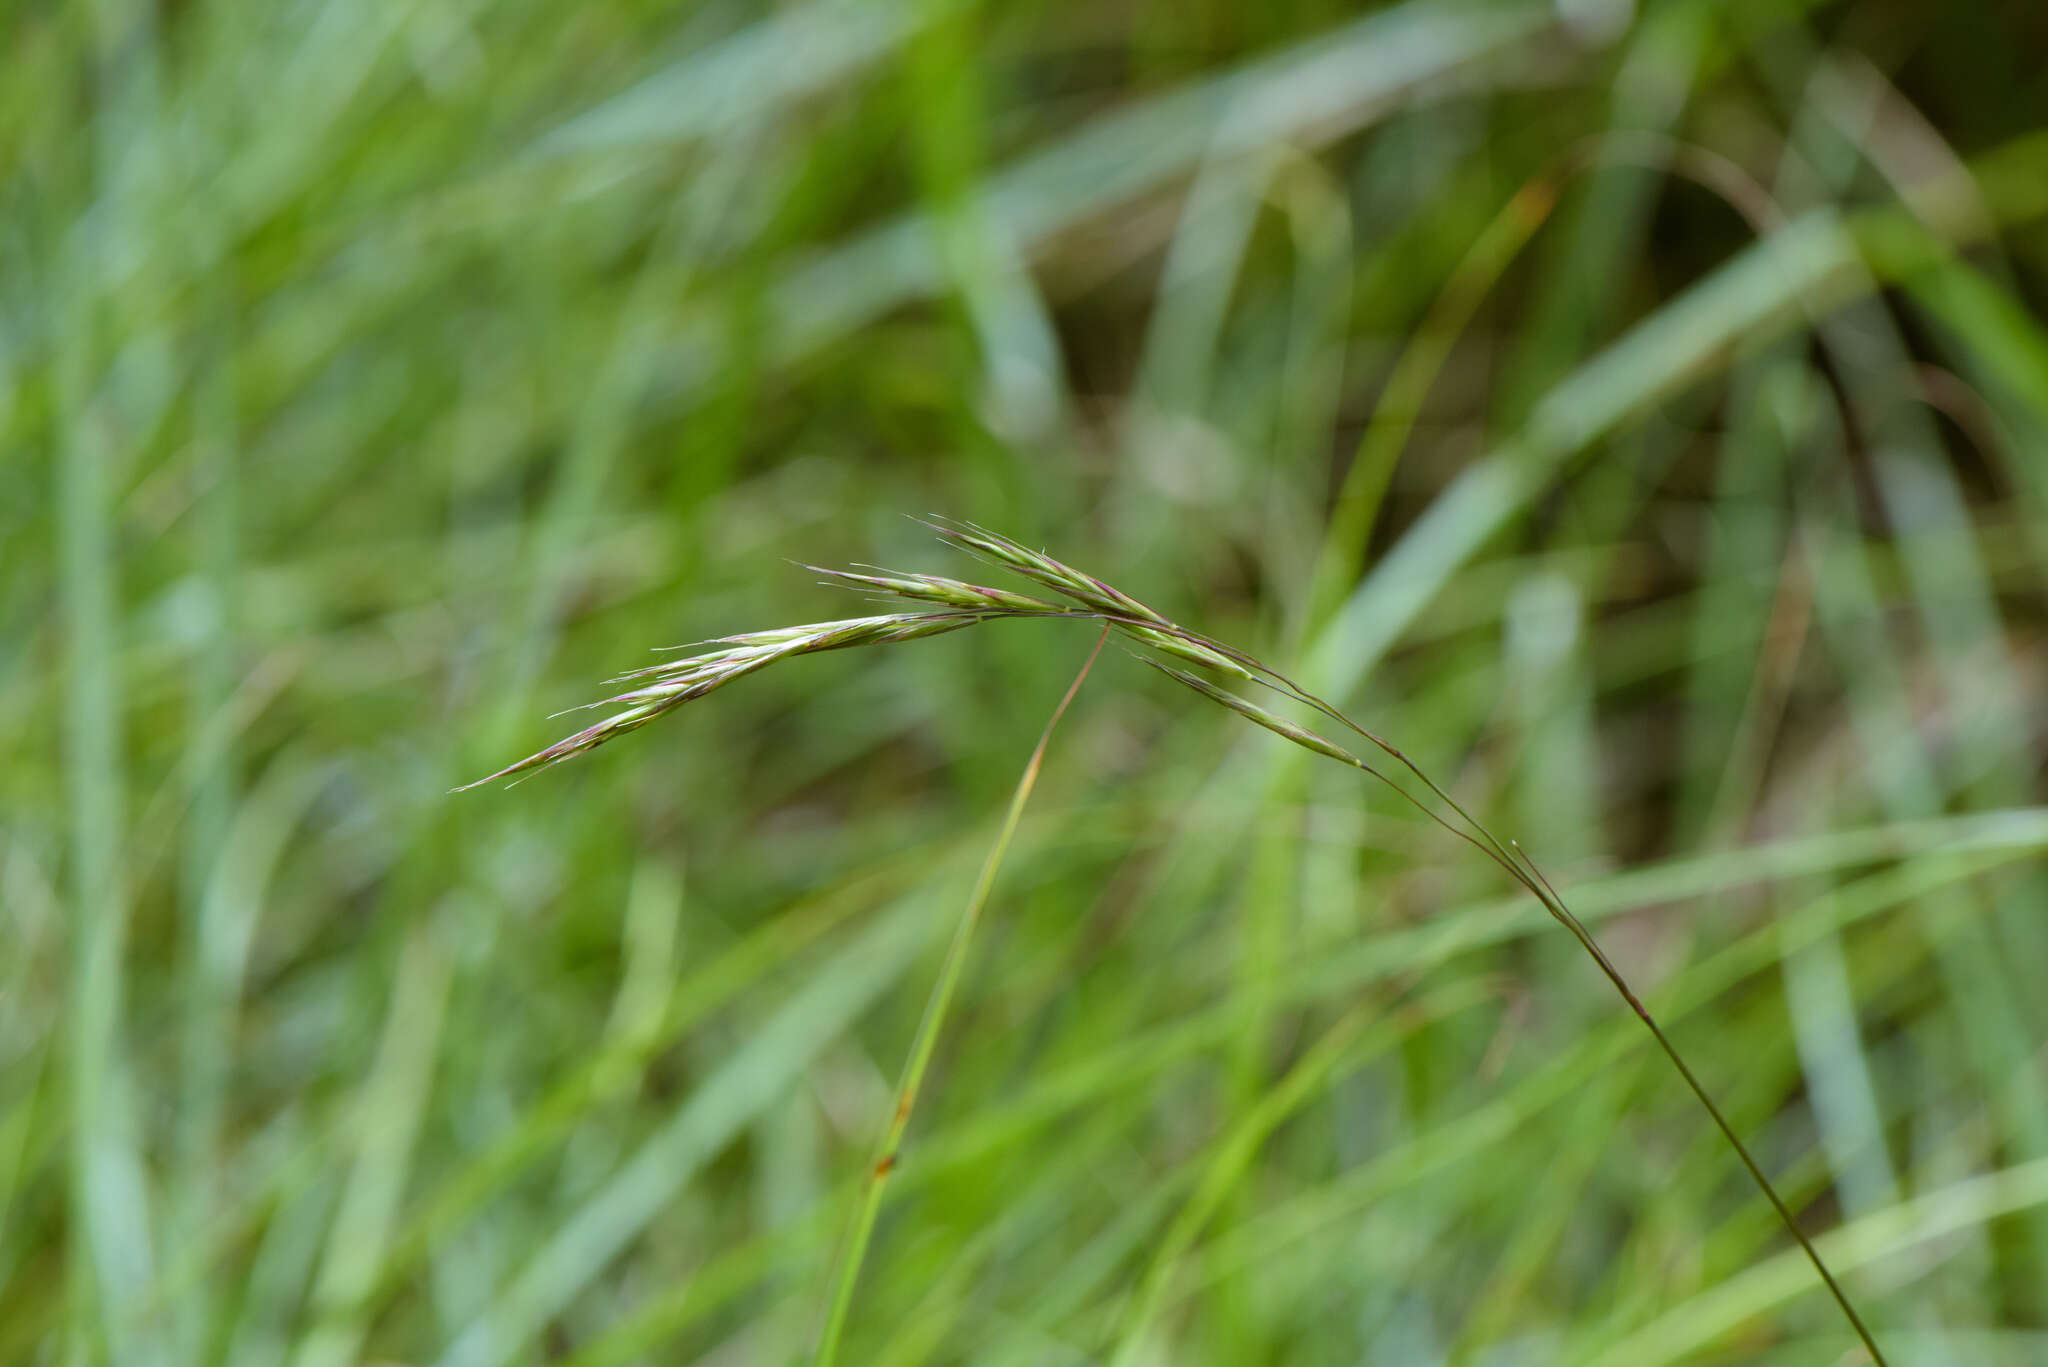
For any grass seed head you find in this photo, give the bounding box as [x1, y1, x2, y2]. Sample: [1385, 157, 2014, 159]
[469, 531, 1282, 792]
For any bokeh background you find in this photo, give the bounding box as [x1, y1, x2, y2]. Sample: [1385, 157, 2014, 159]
[10, 0, 2048, 1362]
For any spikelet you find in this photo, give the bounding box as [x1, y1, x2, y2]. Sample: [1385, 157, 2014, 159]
[455, 612, 991, 789]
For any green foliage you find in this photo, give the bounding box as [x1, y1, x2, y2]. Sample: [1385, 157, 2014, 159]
[9, 0, 2048, 1363]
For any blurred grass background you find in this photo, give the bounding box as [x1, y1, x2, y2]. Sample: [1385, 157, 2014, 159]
[9, 0, 2048, 1362]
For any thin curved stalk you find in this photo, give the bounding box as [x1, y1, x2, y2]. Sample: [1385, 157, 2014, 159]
[1141, 651, 1889, 1367]
[811, 624, 1110, 1367]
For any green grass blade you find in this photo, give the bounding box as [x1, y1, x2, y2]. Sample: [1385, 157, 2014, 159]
[58, 254, 156, 1367]
[290, 924, 452, 1367]
[434, 896, 940, 1367]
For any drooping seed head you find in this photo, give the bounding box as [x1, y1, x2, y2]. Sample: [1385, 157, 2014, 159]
[470, 529, 1278, 794]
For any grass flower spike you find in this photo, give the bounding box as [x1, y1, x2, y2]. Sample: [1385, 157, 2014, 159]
[456, 612, 994, 789]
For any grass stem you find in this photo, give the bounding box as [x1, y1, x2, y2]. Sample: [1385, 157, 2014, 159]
[1153, 640, 1889, 1365]
[1172, 656, 1891, 1366]
[810, 624, 1110, 1366]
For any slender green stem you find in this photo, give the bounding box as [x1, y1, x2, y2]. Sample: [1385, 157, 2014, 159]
[1305, 172, 1559, 632]
[1515, 849, 1890, 1367]
[1272, 678, 1889, 1365]
[1165, 646, 1890, 1366]
[812, 624, 1111, 1366]
[1125, 618, 1884, 1363]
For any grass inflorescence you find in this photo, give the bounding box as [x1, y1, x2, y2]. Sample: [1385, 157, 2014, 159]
[470, 520, 1891, 1367]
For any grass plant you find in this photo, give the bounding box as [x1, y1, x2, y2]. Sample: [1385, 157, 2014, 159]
[468, 522, 1890, 1364]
